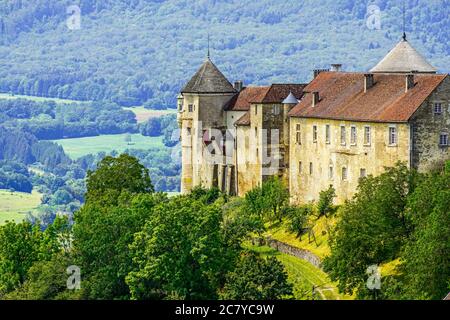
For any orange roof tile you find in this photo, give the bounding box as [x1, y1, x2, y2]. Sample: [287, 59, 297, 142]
[234, 111, 251, 126]
[225, 86, 270, 111]
[288, 72, 447, 123]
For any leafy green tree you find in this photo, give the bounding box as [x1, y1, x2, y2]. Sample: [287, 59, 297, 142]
[85, 154, 154, 203]
[323, 163, 417, 297]
[126, 192, 240, 300]
[317, 185, 336, 218]
[286, 205, 311, 238]
[220, 252, 293, 300]
[399, 169, 450, 299]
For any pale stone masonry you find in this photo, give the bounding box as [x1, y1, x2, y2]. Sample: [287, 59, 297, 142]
[178, 36, 449, 204]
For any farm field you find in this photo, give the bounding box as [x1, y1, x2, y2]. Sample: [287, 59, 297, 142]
[247, 245, 351, 300]
[0, 92, 88, 104]
[52, 133, 165, 159]
[0, 190, 42, 225]
[123, 106, 177, 123]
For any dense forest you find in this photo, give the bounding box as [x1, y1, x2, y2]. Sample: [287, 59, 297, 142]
[0, 0, 448, 108]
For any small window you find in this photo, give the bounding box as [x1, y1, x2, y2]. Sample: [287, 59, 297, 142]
[245, 136, 249, 149]
[329, 166, 334, 180]
[313, 125, 318, 143]
[255, 127, 258, 138]
[350, 126, 357, 145]
[342, 167, 348, 181]
[309, 162, 313, 175]
[296, 124, 301, 144]
[273, 104, 280, 115]
[360, 168, 367, 178]
[178, 102, 183, 111]
[434, 103, 442, 115]
[187, 127, 191, 136]
[188, 104, 193, 112]
[340, 125, 346, 145]
[325, 125, 331, 144]
[364, 126, 371, 145]
[389, 126, 397, 145]
[298, 161, 302, 174]
[439, 133, 449, 146]
[255, 105, 258, 115]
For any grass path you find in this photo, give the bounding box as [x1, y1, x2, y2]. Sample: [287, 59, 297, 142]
[246, 244, 350, 300]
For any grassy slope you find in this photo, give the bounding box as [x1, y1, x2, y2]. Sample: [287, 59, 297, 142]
[52, 133, 164, 159]
[247, 244, 350, 300]
[266, 215, 336, 260]
[0, 190, 42, 225]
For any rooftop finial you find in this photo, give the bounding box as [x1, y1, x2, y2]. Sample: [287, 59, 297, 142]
[207, 32, 210, 59]
[402, 0, 407, 41]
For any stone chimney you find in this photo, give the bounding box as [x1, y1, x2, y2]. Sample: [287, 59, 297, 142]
[312, 91, 320, 107]
[331, 64, 342, 72]
[405, 74, 415, 92]
[234, 80, 243, 92]
[364, 73, 375, 93]
[313, 69, 329, 79]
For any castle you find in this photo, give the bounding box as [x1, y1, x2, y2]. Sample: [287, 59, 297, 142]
[177, 35, 450, 204]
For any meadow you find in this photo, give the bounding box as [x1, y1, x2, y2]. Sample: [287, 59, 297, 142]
[52, 134, 165, 159]
[0, 190, 42, 225]
[123, 107, 177, 123]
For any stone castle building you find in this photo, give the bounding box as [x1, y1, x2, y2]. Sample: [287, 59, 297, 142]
[177, 36, 449, 204]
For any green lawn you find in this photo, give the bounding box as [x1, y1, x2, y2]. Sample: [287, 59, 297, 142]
[0, 190, 42, 225]
[123, 106, 177, 123]
[52, 133, 165, 159]
[0, 93, 87, 104]
[246, 244, 351, 300]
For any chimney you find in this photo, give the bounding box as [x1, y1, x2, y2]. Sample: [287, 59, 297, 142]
[364, 73, 374, 93]
[405, 74, 415, 92]
[312, 91, 320, 107]
[313, 68, 329, 79]
[234, 80, 243, 92]
[331, 64, 342, 72]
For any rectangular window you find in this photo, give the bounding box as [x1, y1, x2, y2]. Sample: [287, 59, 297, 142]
[389, 126, 397, 145]
[350, 126, 357, 145]
[329, 166, 334, 180]
[273, 104, 280, 115]
[309, 162, 313, 175]
[434, 103, 442, 115]
[364, 126, 371, 145]
[255, 105, 258, 115]
[360, 168, 367, 178]
[187, 127, 191, 136]
[299, 161, 302, 174]
[342, 167, 348, 181]
[188, 104, 193, 112]
[325, 124, 330, 144]
[296, 124, 301, 144]
[340, 125, 346, 145]
[178, 102, 183, 111]
[313, 125, 318, 143]
[439, 133, 449, 146]
[255, 127, 258, 138]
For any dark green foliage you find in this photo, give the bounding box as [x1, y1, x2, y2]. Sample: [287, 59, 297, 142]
[286, 205, 311, 238]
[221, 252, 293, 300]
[0, 1, 447, 108]
[317, 185, 336, 218]
[86, 154, 154, 203]
[0, 160, 32, 192]
[323, 163, 417, 296]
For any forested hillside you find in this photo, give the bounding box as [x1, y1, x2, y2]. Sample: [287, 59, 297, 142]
[0, 0, 448, 108]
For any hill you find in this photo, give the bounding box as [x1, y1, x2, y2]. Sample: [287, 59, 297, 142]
[0, 0, 448, 108]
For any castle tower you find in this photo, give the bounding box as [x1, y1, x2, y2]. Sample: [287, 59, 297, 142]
[178, 57, 236, 193]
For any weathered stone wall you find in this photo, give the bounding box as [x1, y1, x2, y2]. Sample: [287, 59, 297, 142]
[289, 117, 410, 204]
[236, 125, 260, 196]
[410, 76, 450, 172]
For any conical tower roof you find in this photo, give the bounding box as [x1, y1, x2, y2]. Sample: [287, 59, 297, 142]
[370, 37, 437, 73]
[181, 58, 236, 94]
[282, 91, 299, 104]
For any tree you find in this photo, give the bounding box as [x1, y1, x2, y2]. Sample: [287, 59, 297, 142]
[286, 205, 311, 238]
[221, 252, 292, 300]
[85, 154, 154, 203]
[323, 163, 417, 297]
[126, 192, 240, 300]
[317, 185, 336, 217]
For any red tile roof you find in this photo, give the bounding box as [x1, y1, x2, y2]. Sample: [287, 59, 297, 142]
[234, 111, 251, 126]
[225, 84, 307, 111]
[225, 86, 270, 111]
[289, 72, 447, 123]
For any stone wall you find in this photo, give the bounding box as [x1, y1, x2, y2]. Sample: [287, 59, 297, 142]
[410, 76, 450, 172]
